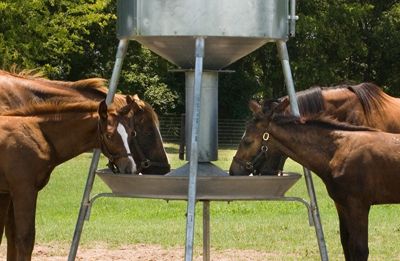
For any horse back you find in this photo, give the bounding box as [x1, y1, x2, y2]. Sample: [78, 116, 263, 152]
[329, 131, 400, 204]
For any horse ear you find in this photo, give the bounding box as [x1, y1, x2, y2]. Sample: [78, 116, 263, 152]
[98, 100, 108, 120]
[249, 100, 262, 114]
[273, 98, 290, 113]
[132, 94, 140, 101]
[130, 94, 145, 112]
[126, 95, 133, 104]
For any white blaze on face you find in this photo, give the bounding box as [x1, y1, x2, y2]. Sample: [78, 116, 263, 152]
[117, 123, 137, 173]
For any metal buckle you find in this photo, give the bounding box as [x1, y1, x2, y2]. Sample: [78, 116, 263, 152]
[245, 161, 253, 170]
[141, 159, 151, 168]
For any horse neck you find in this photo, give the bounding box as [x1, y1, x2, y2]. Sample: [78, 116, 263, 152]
[267, 121, 336, 178]
[323, 87, 400, 132]
[37, 111, 100, 165]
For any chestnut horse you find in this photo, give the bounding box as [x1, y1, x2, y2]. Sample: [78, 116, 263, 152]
[0, 70, 170, 174]
[0, 69, 112, 110]
[244, 98, 400, 260]
[0, 71, 170, 260]
[229, 83, 400, 176]
[0, 99, 138, 260]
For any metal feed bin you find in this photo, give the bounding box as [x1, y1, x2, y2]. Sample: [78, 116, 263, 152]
[69, 1, 328, 261]
[117, 0, 289, 69]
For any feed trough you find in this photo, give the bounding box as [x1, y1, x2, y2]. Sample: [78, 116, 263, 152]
[97, 169, 301, 200]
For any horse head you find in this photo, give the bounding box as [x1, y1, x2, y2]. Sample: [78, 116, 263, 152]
[229, 98, 289, 176]
[124, 95, 170, 174]
[98, 99, 137, 174]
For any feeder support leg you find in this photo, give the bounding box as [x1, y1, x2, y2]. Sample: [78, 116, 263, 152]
[68, 39, 129, 261]
[203, 201, 210, 261]
[185, 37, 205, 261]
[276, 40, 329, 261]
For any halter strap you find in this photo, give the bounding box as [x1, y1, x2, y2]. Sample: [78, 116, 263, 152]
[233, 131, 270, 175]
[98, 121, 135, 174]
[130, 133, 170, 173]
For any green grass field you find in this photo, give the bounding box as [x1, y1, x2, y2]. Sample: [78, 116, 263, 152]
[26, 143, 400, 259]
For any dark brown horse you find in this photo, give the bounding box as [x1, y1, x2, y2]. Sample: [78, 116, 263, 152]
[229, 83, 400, 176]
[98, 95, 170, 175]
[0, 99, 136, 260]
[243, 98, 400, 260]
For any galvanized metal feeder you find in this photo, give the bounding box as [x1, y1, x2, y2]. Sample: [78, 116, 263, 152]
[69, 1, 328, 261]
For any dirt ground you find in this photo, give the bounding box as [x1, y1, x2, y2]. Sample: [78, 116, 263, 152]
[0, 244, 287, 261]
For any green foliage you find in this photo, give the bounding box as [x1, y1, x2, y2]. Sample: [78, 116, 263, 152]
[0, 0, 116, 79]
[289, 0, 400, 90]
[119, 45, 182, 113]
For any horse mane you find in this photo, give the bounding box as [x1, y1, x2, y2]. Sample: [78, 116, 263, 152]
[268, 83, 386, 122]
[0, 68, 45, 79]
[2, 100, 100, 118]
[273, 113, 377, 132]
[139, 99, 160, 126]
[347, 82, 387, 116]
[296, 87, 325, 116]
[1, 69, 109, 97]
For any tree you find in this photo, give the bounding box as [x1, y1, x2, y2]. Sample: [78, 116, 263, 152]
[0, 0, 116, 79]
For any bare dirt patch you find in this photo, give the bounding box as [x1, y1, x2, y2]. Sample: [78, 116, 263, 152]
[0, 243, 286, 261]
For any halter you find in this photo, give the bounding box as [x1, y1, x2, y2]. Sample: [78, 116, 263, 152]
[233, 132, 270, 175]
[129, 129, 171, 173]
[98, 110, 170, 174]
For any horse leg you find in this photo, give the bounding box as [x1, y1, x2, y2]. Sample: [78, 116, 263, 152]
[335, 201, 370, 261]
[0, 193, 11, 245]
[9, 188, 38, 261]
[335, 202, 351, 260]
[6, 201, 17, 261]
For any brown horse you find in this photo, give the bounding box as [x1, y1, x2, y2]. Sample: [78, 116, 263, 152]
[0, 71, 170, 260]
[229, 83, 400, 176]
[0, 69, 114, 110]
[98, 95, 170, 175]
[0, 70, 170, 174]
[0, 99, 137, 260]
[244, 98, 400, 260]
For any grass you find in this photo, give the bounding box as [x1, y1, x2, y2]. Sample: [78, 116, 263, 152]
[23, 143, 400, 259]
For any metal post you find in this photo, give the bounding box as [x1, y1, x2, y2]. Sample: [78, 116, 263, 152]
[185, 37, 205, 261]
[105, 39, 129, 105]
[179, 113, 186, 160]
[276, 40, 329, 261]
[289, 0, 299, 37]
[68, 39, 129, 261]
[203, 201, 210, 261]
